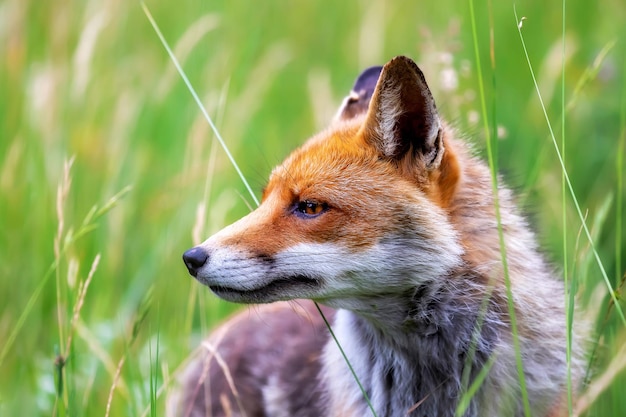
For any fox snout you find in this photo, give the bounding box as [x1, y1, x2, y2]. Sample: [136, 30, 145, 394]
[182, 246, 209, 277]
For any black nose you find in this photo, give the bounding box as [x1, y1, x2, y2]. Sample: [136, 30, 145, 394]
[183, 247, 209, 277]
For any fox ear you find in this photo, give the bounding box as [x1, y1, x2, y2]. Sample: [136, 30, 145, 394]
[362, 56, 443, 167]
[336, 66, 383, 121]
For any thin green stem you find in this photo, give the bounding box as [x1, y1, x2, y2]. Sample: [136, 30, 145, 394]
[469, 1, 531, 415]
[514, 6, 626, 328]
[141, 2, 259, 207]
[314, 303, 378, 417]
[560, 1, 574, 414]
[457, 281, 496, 416]
[458, 2, 500, 411]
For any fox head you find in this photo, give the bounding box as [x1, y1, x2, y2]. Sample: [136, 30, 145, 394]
[183, 56, 464, 312]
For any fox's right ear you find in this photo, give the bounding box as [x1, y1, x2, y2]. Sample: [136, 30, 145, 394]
[362, 56, 443, 169]
[335, 66, 383, 121]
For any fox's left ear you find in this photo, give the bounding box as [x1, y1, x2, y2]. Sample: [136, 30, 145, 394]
[362, 56, 443, 168]
[336, 66, 383, 121]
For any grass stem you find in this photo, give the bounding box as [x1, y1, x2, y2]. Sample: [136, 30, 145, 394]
[514, 5, 626, 328]
[469, 1, 531, 415]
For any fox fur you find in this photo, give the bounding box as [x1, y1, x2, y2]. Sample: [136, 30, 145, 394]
[173, 56, 583, 417]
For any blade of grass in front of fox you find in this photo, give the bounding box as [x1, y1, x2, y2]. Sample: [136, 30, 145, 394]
[141, 4, 378, 416]
[457, 354, 497, 417]
[469, 1, 532, 415]
[456, 277, 498, 416]
[458, 3, 505, 407]
[314, 303, 378, 417]
[514, 6, 626, 329]
[560, 0, 575, 412]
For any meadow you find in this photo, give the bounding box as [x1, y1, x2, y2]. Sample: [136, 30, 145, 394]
[0, 0, 624, 415]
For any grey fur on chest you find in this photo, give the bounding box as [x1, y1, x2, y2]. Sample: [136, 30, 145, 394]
[321, 279, 505, 417]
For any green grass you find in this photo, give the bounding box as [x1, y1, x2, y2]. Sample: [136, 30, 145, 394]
[1, 0, 625, 415]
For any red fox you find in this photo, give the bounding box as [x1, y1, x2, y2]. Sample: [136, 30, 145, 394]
[174, 56, 583, 417]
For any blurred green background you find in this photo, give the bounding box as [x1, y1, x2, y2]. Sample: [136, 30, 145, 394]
[1, 0, 624, 415]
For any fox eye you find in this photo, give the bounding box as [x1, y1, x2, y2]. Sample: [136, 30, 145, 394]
[294, 200, 328, 217]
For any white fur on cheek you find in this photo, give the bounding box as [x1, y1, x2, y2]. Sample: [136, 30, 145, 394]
[276, 234, 462, 302]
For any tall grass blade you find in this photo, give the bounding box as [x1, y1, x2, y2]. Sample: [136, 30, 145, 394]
[141, 1, 259, 207]
[468, 1, 531, 415]
[560, 1, 575, 414]
[514, 6, 626, 328]
[456, 354, 497, 416]
[314, 303, 378, 417]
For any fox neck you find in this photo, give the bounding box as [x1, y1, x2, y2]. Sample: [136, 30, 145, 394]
[322, 268, 504, 417]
